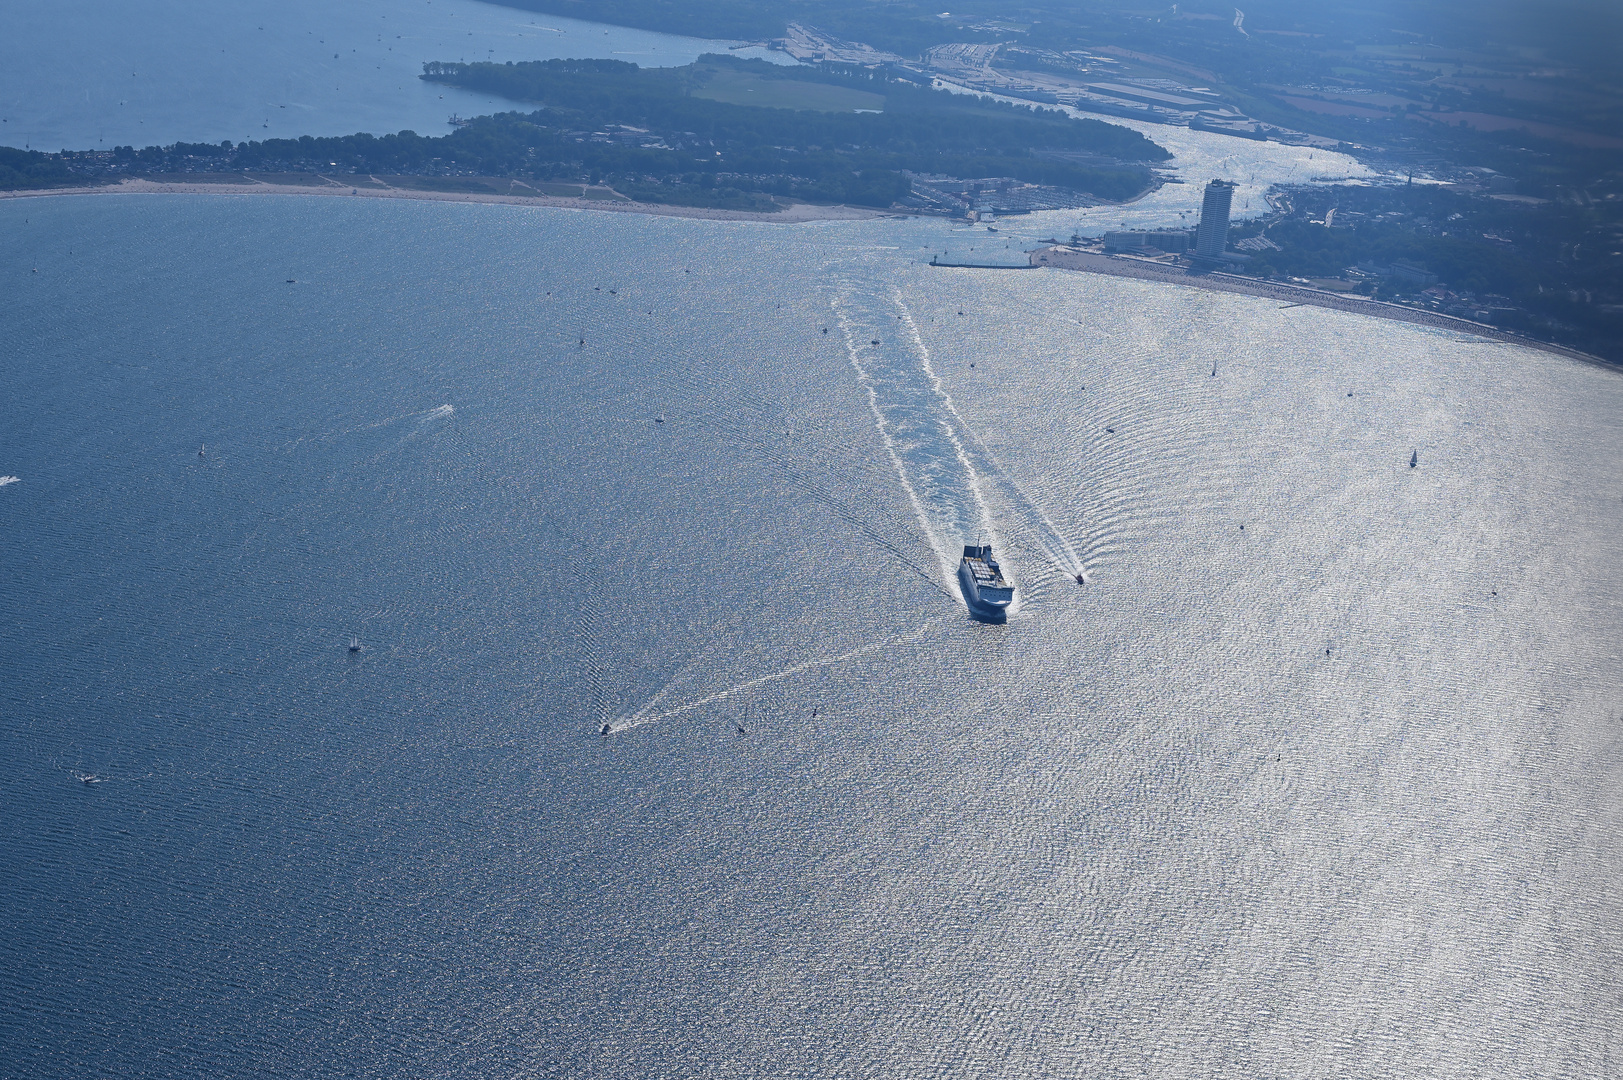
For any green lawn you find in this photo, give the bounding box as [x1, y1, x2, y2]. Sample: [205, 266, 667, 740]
[690, 67, 885, 113]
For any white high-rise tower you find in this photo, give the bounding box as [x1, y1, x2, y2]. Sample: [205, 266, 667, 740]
[1194, 179, 1236, 260]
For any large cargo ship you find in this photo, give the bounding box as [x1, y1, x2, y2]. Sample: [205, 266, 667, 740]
[958, 544, 1015, 622]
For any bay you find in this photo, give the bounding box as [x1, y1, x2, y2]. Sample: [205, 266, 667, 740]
[0, 0, 787, 152]
[1, 192, 1619, 1076]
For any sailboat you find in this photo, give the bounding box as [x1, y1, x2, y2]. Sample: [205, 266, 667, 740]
[1409, 449, 1418, 468]
[348, 637, 362, 653]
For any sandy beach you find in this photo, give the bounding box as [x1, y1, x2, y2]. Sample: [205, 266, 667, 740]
[1024, 246, 1614, 370]
[0, 175, 895, 224]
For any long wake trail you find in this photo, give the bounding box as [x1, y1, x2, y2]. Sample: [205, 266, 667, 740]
[893, 291, 1087, 584]
[831, 284, 1004, 605]
[608, 621, 940, 733]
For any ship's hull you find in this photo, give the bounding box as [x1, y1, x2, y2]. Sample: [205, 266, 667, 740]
[958, 561, 1012, 623]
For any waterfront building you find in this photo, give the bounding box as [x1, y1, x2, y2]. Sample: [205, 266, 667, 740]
[1194, 179, 1237, 260]
[1104, 229, 1191, 254]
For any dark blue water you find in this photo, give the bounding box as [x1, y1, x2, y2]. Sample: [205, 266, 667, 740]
[0, 0, 788, 151]
[3, 194, 1621, 1077]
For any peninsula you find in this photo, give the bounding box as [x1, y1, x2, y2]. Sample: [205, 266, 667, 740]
[0, 55, 1167, 214]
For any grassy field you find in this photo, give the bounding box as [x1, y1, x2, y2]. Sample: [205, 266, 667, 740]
[689, 66, 885, 113]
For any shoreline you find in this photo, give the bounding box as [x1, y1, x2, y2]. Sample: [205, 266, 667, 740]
[0, 176, 896, 224]
[10, 180, 1607, 370]
[1023, 246, 1616, 371]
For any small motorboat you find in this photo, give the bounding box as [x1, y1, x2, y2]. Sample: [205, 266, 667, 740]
[1075, 573, 1086, 585]
[655, 413, 665, 424]
[599, 723, 611, 737]
[198, 444, 206, 458]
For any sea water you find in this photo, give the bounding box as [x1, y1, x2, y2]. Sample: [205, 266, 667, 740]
[0, 0, 788, 152]
[1, 193, 1619, 1077]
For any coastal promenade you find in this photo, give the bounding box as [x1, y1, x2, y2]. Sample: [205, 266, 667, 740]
[1024, 246, 1613, 370]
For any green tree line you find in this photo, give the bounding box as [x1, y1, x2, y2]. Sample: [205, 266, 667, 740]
[413, 56, 1163, 204]
[0, 146, 79, 190]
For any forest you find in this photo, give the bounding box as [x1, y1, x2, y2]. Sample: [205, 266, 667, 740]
[415, 56, 1166, 206]
[0, 146, 77, 190]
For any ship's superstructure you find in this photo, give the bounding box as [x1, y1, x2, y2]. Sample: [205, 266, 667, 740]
[958, 544, 1015, 622]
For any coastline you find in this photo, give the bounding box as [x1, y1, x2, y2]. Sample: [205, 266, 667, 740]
[10, 179, 1605, 370]
[1024, 246, 1616, 371]
[0, 176, 895, 224]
